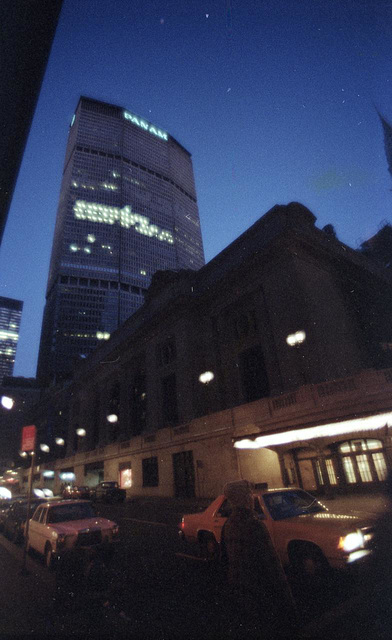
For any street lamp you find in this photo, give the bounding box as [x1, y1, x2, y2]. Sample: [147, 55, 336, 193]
[40, 443, 50, 453]
[286, 330, 307, 384]
[1, 395, 14, 410]
[55, 437, 65, 446]
[198, 371, 215, 384]
[286, 330, 306, 347]
[106, 413, 118, 423]
[76, 428, 86, 437]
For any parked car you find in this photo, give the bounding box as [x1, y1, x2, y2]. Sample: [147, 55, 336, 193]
[27, 499, 119, 568]
[4, 498, 46, 543]
[0, 499, 13, 531]
[63, 485, 91, 500]
[92, 481, 126, 503]
[179, 487, 376, 576]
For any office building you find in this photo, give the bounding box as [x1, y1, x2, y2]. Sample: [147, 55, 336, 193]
[0, 296, 23, 383]
[37, 97, 205, 384]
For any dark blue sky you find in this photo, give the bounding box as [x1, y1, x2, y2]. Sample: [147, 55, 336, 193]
[1, 0, 391, 378]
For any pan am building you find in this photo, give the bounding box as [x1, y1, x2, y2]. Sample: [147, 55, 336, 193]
[38, 97, 205, 384]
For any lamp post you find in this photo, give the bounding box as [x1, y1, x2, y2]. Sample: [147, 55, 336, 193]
[286, 330, 307, 384]
[19, 425, 37, 575]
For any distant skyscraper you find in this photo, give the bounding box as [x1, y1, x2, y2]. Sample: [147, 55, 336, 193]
[0, 296, 23, 383]
[37, 97, 205, 384]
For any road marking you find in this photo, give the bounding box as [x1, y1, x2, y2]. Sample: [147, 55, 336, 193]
[120, 517, 171, 527]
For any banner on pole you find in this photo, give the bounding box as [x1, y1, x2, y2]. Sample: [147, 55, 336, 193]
[21, 425, 36, 452]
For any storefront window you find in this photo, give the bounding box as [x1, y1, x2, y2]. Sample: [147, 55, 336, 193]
[120, 467, 132, 488]
[315, 460, 324, 485]
[372, 453, 388, 481]
[325, 459, 337, 485]
[342, 457, 356, 484]
[356, 455, 373, 482]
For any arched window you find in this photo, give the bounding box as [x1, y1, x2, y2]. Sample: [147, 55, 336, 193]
[338, 439, 388, 484]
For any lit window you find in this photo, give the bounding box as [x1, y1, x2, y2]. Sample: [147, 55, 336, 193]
[367, 439, 383, 450]
[356, 455, 373, 482]
[372, 453, 388, 481]
[325, 459, 338, 485]
[120, 468, 132, 488]
[342, 457, 356, 483]
[315, 460, 324, 485]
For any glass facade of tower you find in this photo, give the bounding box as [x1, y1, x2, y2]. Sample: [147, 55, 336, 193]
[37, 97, 205, 383]
[0, 296, 23, 383]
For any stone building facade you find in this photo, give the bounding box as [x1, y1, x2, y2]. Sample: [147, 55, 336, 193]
[24, 202, 392, 498]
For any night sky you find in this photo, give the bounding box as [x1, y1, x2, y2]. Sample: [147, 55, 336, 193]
[1, 0, 391, 378]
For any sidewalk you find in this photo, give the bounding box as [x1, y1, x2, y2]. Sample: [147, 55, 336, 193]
[0, 536, 55, 637]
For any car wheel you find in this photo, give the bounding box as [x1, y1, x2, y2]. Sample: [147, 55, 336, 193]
[290, 544, 329, 579]
[45, 543, 53, 570]
[199, 533, 220, 561]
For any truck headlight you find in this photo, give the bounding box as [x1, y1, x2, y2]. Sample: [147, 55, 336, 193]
[339, 530, 365, 553]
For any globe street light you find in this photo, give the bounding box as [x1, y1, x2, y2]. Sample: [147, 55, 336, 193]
[286, 330, 306, 347]
[198, 371, 215, 385]
[1, 395, 14, 410]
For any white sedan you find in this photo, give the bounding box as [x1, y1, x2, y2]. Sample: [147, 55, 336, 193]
[27, 499, 119, 568]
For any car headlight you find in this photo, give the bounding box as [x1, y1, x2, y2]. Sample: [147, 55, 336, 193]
[339, 530, 365, 553]
[55, 533, 67, 549]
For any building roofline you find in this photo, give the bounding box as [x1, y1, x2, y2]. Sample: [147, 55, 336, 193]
[74, 95, 191, 156]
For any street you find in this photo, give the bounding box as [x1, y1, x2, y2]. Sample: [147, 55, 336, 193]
[0, 497, 365, 638]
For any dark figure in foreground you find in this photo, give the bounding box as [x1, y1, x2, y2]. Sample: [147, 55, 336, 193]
[221, 480, 298, 638]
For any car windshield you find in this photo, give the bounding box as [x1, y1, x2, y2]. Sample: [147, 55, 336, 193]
[263, 490, 325, 521]
[47, 503, 95, 523]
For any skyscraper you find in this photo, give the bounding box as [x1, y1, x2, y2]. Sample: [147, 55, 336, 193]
[37, 97, 205, 384]
[0, 296, 23, 383]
